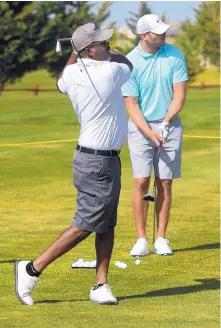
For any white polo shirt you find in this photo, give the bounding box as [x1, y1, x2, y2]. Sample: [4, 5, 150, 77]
[57, 58, 130, 150]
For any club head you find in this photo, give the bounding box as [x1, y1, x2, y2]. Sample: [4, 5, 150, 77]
[143, 193, 155, 202]
[56, 40, 62, 55]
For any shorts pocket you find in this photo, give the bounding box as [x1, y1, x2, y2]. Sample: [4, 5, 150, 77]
[73, 155, 104, 191]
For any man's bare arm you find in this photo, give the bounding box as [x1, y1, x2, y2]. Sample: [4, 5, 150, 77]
[164, 81, 187, 123]
[124, 96, 161, 147]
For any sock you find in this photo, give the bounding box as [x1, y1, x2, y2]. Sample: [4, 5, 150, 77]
[92, 283, 104, 290]
[26, 261, 41, 277]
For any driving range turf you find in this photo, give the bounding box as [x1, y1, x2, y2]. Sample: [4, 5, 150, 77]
[0, 87, 220, 328]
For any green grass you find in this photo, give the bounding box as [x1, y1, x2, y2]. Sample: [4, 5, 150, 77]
[4, 67, 220, 90]
[190, 67, 220, 86]
[4, 69, 56, 90]
[0, 88, 220, 328]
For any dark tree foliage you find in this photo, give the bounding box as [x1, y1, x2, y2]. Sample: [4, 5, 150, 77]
[0, 1, 112, 87]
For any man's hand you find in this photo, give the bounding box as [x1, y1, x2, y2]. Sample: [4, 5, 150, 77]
[148, 130, 162, 148]
[110, 49, 122, 55]
[158, 121, 170, 145]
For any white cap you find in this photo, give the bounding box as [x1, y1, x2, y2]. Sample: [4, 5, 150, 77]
[136, 14, 170, 35]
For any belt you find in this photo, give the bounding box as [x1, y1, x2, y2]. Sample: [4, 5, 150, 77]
[76, 144, 120, 157]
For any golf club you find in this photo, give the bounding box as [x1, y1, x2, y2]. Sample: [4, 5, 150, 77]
[55, 37, 104, 102]
[56, 38, 73, 55]
[143, 148, 160, 244]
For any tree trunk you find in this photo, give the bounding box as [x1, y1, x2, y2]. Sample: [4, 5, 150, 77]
[0, 82, 4, 95]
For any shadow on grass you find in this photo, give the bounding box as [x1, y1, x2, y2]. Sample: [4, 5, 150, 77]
[35, 299, 88, 304]
[0, 260, 17, 264]
[118, 278, 220, 301]
[34, 279, 219, 304]
[174, 242, 220, 253]
[1, 243, 219, 265]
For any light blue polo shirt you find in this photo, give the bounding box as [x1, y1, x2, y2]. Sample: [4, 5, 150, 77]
[121, 42, 188, 121]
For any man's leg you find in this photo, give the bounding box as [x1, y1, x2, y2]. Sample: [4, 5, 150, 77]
[127, 122, 155, 256]
[153, 178, 173, 255]
[95, 227, 114, 285]
[33, 225, 91, 272]
[132, 177, 150, 239]
[89, 227, 117, 304]
[15, 225, 91, 305]
[155, 178, 172, 239]
[129, 177, 150, 257]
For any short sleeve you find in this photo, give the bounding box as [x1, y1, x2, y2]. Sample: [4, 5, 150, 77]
[173, 52, 188, 84]
[57, 66, 71, 94]
[121, 68, 139, 97]
[110, 62, 131, 88]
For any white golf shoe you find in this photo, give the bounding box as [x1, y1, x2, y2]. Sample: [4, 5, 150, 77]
[14, 261, 39, 305]
[153, 237, 173, 256]
[90, 284, 118, 305]
[130, 238, 149, 257]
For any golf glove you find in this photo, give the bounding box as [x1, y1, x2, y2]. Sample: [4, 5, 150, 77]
[158, 121, 170, 141]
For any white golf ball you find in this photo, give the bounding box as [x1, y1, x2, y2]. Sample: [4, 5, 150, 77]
[121, 263, 127, 269]
[77, 258, 84, 263]
[135, 259, 141, 265]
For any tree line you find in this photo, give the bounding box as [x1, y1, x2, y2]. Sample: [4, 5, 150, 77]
[0, 1, 219, 89]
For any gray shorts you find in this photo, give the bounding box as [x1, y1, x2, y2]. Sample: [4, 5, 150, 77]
[128, 116, 183, 180]
[72, 150, 121, 233]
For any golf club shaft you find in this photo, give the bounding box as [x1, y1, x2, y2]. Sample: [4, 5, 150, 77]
[152, 148, 160, 244]
[153, 182, 156, 245]
[58, 38, 72, 42]
[70, 39, 104, 102]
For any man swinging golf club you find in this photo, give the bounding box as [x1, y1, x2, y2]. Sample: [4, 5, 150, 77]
[14, 22, 133, 306]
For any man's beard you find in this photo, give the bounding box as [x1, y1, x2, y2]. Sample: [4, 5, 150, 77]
[149, 40, 164, 49]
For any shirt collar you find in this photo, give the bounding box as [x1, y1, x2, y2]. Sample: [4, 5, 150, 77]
[77, 58, 106, 66]
[137, 42, 165, 57]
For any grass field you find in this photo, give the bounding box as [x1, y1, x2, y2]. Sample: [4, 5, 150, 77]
[4, 67, 220, 90]
[0, 87, 220, 328]
[190, 67, 220, 86]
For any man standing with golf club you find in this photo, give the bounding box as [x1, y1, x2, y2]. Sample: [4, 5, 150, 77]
[122, 14, 188, 256]
[14, 22, 133, 305]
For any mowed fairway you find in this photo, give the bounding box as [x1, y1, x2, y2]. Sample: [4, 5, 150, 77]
[0, 88, 220, 328]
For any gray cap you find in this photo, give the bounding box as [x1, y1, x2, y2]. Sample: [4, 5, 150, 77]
[72, 23, 114, 52]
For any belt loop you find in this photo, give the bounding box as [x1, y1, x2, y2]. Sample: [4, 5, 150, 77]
[79, 145, 81, 152]
[110, 150, 112, 156]
[94, 149, 97, 157]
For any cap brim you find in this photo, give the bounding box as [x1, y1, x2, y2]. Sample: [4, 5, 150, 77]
[151, 23, 170, 35]
[95, 29, 114, 42]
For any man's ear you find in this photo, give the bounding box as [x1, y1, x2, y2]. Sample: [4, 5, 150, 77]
[85, 47, 93, 58]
